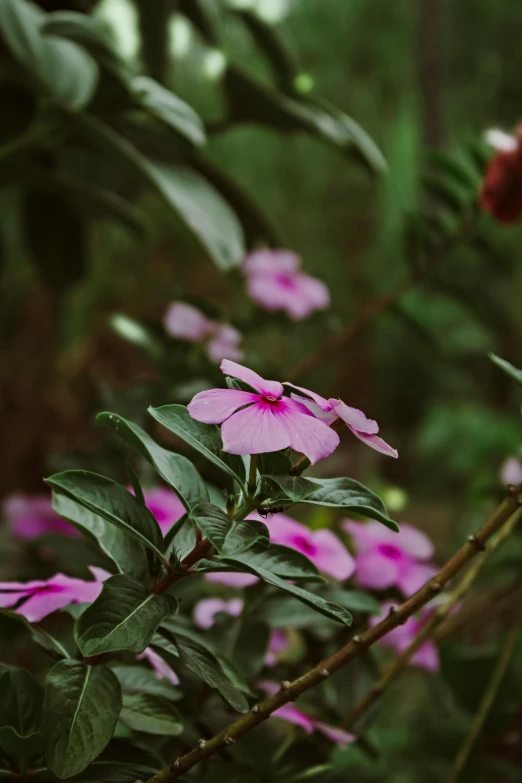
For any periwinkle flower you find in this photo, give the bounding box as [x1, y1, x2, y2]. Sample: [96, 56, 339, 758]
[193, 597, 244, 629]
[3, 493, 80, 539]
[343, 519, 435, 595]
[369, 601, 439, 672]
[164, 301, 243, 363]
[243, 250, 330, 320]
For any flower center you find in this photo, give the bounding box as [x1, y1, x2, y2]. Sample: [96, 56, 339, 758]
[265, 395, 280, 403]
[378, 543, 402, 561]
[293, 535, 317, 557]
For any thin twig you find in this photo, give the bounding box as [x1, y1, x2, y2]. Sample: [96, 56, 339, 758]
[342, 506, 522, 730]
[447, 602, 522, 783]
[142, 492, 522, 783]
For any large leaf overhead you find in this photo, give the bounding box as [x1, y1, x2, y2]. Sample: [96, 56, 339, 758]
[0, 0, 99, 109]
[73, 114, 245, 270]
[45, 470, 165, 556]
[42, 660, 121, 778]
[97, 412, 208, 509]
[75, 575, 178, 656]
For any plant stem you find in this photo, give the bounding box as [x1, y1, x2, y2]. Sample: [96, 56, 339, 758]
[447, 602, 522, 783]
[342, 506, 522, 730]
[248, 454, 258, 498]
[142, 492, 522, 783]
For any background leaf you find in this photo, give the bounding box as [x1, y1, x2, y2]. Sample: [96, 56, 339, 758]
[119, 693, 183, 736]
[132, 76, 206, 146]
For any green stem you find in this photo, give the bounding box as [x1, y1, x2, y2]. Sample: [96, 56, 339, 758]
[248, 454, 258, 498]
[142, 492, 522, 783]
[447, 600, 522, 783]
[342, 506, 522, 730]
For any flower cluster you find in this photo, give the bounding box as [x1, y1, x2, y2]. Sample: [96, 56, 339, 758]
[188, 360, 397, 462]
[243, 250, 330, 320]
[164, 301, 243, 363]
[480, 125, 522, 224]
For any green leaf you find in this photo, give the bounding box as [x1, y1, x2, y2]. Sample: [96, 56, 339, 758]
[72, 114, 245, 270]
[42, 11, 123, 67]
[218, 558, 352, 626]
[190, 502, 269, 555]
[111, 665, 182, 701]
[46, 470, 165, 556]
[148, 404, 246, 487]
[174, 634, 249, 713]
[233, 619, 271, 678]
[321, 587, 381, 615]
[119, 693, 183, 736]
[132, 76, 205, 146]
[75, 575, 177, 657]
[233, 9, 299, 93]
[259, 449, 293, 475]
[59, 740, 159, 783]
[0, 0, 99, 110]
[52, 493, 147, 580]
[0, 666, 43, 769]
[211, 542, 322, 581]
[97, 412, 208, 510]
[42, 660, 121, 778]
[3, 610, 72, 659]
[263, 475, 398, 532]
[490, 353, 522, 386]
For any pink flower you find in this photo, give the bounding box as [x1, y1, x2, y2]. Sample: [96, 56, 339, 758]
[193, 597, 244, 629]
[0, 566, 110, 623]
[500, 457, 522, 486]
[3, 493, 80, 539]
[264, 629, 291, 666]
[205, 571, 259, 588]
[343, 519, 435, 596]
[138, 646, 179, 685]
[164, 301, 243, 363]
[286, 385, 397, 458]
[260, 682, 355, 744]
[249, 511, 355, 581]
[243, 250, 330, 320]
[188, 360, 339, 463]
[206, 324, 243, 363]
[369, 601, 439, 672]
[164, 302, 214, 342]
[141, 487, 186, 536]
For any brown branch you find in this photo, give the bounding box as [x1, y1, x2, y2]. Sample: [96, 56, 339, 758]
[143, 492, 522, 783]
[447, 601, 522, 783]
[342, 505, 522, 730]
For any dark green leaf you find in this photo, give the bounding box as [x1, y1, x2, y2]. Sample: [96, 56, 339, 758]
[148, 404, 246, 487]
[46, 470, 165, 556]
[61, 740, 159, 783]
[263, 475, 398, 532]
[0, 667, 42, 737]
[75, 575, 178, 656]
[42, 11, 122, 66]
[174, 634, 249, 713]
[218, 558, 352, 626]
[234, 9, 299, 93]
[177, 0, 219, 43]
[119, 692, 183, 736]
[0, 0, 98, 109]
[42, 660, 121, 779]
[233, 619, 270, 678]
[190, 502, 269, 555]
[52, 493, 147, 580]
[72, 114, 245, 270]
[259, 449, 293, 475]
[490, 353, 522, 386]
[97, 412, 208, 510]
[216, 542, 321, 580]
[133, 76, 205, 146]
[111, 665, 182, 701]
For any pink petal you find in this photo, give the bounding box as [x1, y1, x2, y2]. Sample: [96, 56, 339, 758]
[142, 487, 186, 535]
[138, 647, 180, 685]
[328, 400, 379, 435]
[260, 513, 310, 546]
[193, 597, 244, 629]
[410, 641, 439, 672]
[284, 273, 330, 319]
[397, 562, 437, 596]
[205, 572, 259, 588]
[355, 550, 400, 590]
[221, 402, 290, 455]
[312, 529, 356, 580]
[283, 384, 332, 412]
[16, 591, 76, 623]
[88, 566, 112, 583]
[272, 704, 314, 733]
[500, 457, 522, 486]
[188, 389, 259, 424]
[313, 721, 356, 746]
[272, 398, 339, 465]
[394, 524, 434, 560]
[342, 519, 394, 552]
[164, 302, 214, 342]
[3, 493, 79, 538]
[0, 590, 34, 609]
[246, 273, 290, 312]
[348, 428, 398, 458]
[206, 325, 243, 363]
[289, 395, 338, 425]
[243, 249, 301, 276]
[220, 360, 283, 398]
